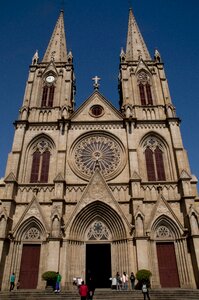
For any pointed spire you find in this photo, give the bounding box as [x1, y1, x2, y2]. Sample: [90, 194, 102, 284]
[126, 8, 151, 61]
[42, 10, 67, 63]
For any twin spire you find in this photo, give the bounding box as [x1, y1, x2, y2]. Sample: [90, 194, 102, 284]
[41, 7, 151, 64]
[126, 8, 151, 61]
[42, 10, 67, 63]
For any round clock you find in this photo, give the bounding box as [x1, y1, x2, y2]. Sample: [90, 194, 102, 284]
[46, 75, 55, 83]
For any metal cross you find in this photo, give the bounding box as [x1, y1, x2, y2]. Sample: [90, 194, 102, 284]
[92, 75, 101, 90]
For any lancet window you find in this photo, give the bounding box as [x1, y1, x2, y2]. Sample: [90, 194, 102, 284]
[41, 85, 55, 107]
[144, 138, 166, 181]
[137, 71, 153, 105]
[30, 140, 51, 183]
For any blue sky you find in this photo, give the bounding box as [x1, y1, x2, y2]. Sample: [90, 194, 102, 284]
[0, 0, 199, 185]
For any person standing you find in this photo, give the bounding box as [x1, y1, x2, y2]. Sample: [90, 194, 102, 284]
[54, 272, 62, 293]
[130, 272, 135, 289]
[87, 276, 95, 300]
[122, 272, 128, 290]
[9, 272, 15, 291]
[116, 272, 121, 290]
[79, 281, 88, 300]
[142, 281, 150, 300]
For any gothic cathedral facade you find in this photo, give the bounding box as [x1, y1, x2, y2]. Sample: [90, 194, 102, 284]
[0, 8, 199, 291]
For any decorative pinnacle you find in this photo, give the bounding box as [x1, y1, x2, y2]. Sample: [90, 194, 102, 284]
[92, 75, 101, 90]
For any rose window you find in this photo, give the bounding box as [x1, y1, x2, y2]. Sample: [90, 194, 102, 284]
[24, 227, 41, 240]
[70, 133, 126, 180]
[87, 221, 109, 240]
[156, 225, 172, 238]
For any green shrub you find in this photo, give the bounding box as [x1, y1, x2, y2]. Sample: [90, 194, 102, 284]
[135, 269, 152, 289]
[42, 271, 57, 282]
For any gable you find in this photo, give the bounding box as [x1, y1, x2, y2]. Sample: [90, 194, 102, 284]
[71, 91, 123, 122]
[12, 196, 50, 236]
[65, 169, 131, 236]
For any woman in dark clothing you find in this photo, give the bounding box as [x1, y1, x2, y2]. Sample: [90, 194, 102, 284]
[87, 276, 95, 300]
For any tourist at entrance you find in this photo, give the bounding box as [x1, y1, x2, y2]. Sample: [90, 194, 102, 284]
[142, 281, 150, 300]
[130, 272, 135, 289]
[122, 272, 128, 290]
[87, 276, 95, 300]
[116, 272, 121, 290]
[54, 272, 61, 293]
[9, 272, 15, 291]
[79, 281, 88, 300]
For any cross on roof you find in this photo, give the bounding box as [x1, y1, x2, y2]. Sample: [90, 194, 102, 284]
[92, 75, 101, 90]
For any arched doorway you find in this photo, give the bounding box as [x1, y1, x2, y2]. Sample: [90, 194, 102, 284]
[68, 201, 129, 288]
[85, 220, 112, 288]
[14, 217, 46, 289]
[151, 216, 188, 288]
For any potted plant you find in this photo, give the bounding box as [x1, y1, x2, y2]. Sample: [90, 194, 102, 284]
[135, 269, 152, 290]
[42, 271, 57, 290]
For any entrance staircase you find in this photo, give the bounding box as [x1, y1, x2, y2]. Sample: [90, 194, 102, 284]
[0, 289, 199, 300]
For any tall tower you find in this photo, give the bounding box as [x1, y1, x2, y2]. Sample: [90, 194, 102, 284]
[5, 10, 75, 182]
[118, 8, 199, 288]
[0, 11, 75, 289]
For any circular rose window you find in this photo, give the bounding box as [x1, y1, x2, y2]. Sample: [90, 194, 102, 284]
[90, 105, 104, 117]
[69, 132, 126, 181]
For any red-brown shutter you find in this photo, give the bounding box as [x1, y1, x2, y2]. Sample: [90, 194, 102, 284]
[41, 86, 48, 107]
[48, 85, 55, 107]
[40, 150, 50, 183]
[155, 147, 166, 181]
[139, 83, 146, 105]
[146, 83, 153, 105]
[145, 147, 156, 181]
[30, 151, 41, 183]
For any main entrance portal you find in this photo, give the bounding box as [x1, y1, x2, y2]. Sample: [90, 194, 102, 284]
[86, 244, 111, 288]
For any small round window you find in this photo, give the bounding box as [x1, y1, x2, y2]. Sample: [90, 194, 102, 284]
[90, 105, 104, 117]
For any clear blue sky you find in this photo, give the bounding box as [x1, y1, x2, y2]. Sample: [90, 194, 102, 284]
[0, 0, 199, 185]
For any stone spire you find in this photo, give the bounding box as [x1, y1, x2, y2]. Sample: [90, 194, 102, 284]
[42, 10, 67, 63]
[126, 8, 151, 61]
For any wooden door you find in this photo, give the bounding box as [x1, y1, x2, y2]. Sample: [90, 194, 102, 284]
[19, 244, 41, 289]
[156, 242, 180, 287]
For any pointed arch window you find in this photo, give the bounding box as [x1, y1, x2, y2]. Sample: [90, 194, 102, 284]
[155, 147, 166, 181]
[145, 147, 156, 181]
[144, 138, 166, 181]
[41, 85, 55, 107]
[137, 71, 153, 105]
[139, 83, 146, 105]
[30, 141, 51, 183]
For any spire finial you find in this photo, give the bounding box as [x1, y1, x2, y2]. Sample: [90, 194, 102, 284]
[92, 76, 101, 90]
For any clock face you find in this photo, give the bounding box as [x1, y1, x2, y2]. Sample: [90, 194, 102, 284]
[46, 75, 55, 83]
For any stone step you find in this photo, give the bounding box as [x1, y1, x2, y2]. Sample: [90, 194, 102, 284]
[1, 289, 199, 300]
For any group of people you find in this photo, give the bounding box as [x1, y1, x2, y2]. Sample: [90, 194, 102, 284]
[115, 271, 135, 290]
[9, 271, 150, 300]
[115, 271, 150, 299]
[78, 277, 95, 300]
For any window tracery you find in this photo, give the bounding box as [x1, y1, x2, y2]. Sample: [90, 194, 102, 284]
[143, 137, 166, 181]
[30, 140, 51, 183]
[24, 227, 41, 240]
[87, 221, 109, 240]
[156, 225, 172, 238]
[70, 133, 126, 180]
[137, 71, 153, 105]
